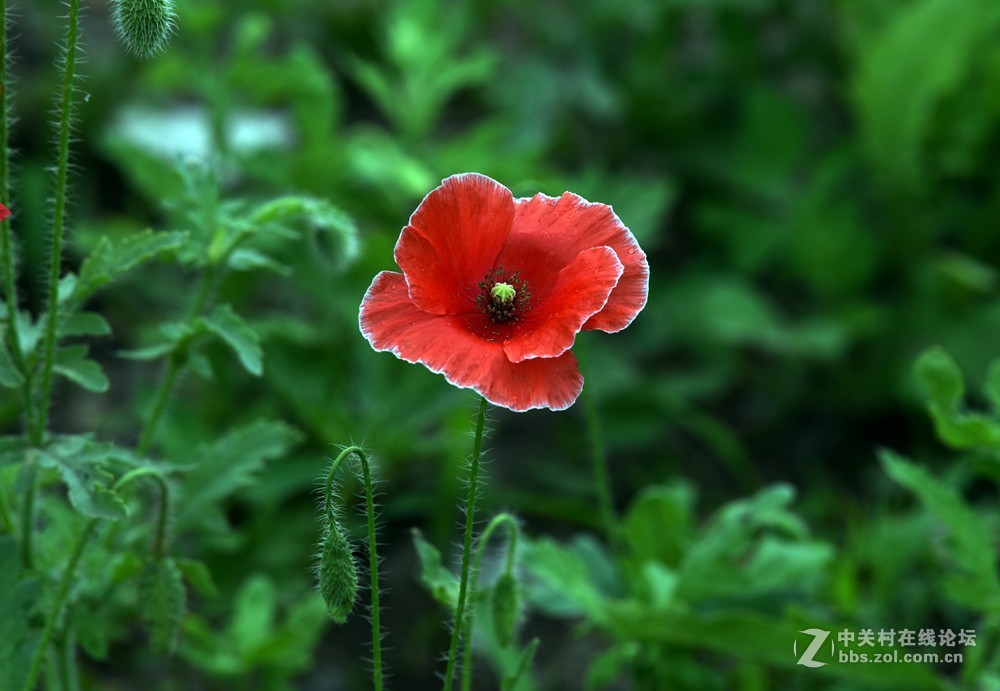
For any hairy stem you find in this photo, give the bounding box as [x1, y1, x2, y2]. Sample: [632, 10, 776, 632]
[136, 353, 181, 457]
[443, 396, 488, 691]
[115, 466, 171, 558]
[34, 0, 81, 444]
[21, 518, 97, 691]
[326, 446, 383, 691]
[461, 513, 520, 691]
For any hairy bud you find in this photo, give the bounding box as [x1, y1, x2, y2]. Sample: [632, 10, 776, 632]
[110, 0, 176, 59]
[317, 521, 359, 624]
[138, 557, 186, 654]
[491, 571, 521, 647]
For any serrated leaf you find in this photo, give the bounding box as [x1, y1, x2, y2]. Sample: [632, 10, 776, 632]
[54, 344, 110, 393]
[175, 420, 302, 531]
[411, 528, 459, 610]
[37, 438, 128, 519]
[59, 311, 112, 338]
[915, 346, 964, 410]
[201, 304, 262, 376]
[76, 230, 188, 301]
[880, 449, 1000, 610]
[0, 335, 23, 387]
[0, 537, 39, 691]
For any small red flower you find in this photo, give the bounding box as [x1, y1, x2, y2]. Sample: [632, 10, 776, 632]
[359, 173, 649, 411]
[0, 203, 9, 222]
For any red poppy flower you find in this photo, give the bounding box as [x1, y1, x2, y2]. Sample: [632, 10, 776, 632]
[0, 203, 9, 222]
[359, 173, 648, 412]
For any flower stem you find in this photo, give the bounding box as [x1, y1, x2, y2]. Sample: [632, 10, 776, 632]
[34, 0, 81, 444]
[443, 396, 488, 691]
[136, 353, 181, 457]
[461, 513, 520, 691]
[21, 517, 97, 691]
[326, 446, 383, 691]
[114, 466, 171, 558]
[0, 0, 34, 437]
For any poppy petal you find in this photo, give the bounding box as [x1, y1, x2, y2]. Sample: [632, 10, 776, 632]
[0, 203, 10, 222]
[360, 271, 583, 411]
[507, 192, 649, 333]
[394, 173, 515, 315]
[503, 246, 623, 363]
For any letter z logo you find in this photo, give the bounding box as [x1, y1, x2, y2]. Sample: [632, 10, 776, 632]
[795, 628, 832, 668]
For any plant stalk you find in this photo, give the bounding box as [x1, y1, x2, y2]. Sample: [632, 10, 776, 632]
[443, 396, 488, 691]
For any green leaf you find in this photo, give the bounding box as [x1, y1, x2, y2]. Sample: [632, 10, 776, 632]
[0, 335, 23, 387]
[175, 420, 302, 531]
[229, 575, 276, 657]
[623, 483, 694, 567]
[521, 536, 609, 621]
[248, 196, 359, 270]
[227, 248, 291, 276]
[925, 404, 1000, 450]
[914, 346, 964, 410]
[76, 229, 188, 301]
[201, 304, 263, 376]
[984, 358, 1000, 413]
[59, 311, 112, 338]
[411, 528, 459, 610]
[880, 449, 1000, 611]
[0, 435, 28, 468]
[853, 0, 1000, 189]
[677, 485, 829, 602]
[175, 558, 220, 599]
[36, 437, 128, 519]
[0, 537, 38, 691]
[54, 344, 110, 393]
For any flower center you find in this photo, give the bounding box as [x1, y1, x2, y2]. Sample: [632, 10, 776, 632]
[477, 265, 531, 324]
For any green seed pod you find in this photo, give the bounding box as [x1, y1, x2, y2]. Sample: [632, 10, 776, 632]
[110, 0, 176, 59]
[491, 571, 521, 647]
[138, 557, 186, 655]
[318, 521, 359, 624]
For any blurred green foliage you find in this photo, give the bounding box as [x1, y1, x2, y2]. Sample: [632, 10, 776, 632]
[3, 0, 1000, 688]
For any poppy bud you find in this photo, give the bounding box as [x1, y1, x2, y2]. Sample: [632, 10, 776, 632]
[138, 557, 186, 654]
[110, 0, 176, 59]
[491, 571, 521, 647]
[317, 520, 359, 624]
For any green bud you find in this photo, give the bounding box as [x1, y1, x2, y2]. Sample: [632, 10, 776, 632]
[491, 282, 516, 303]
[491, 571, 521, 647]
[318, 521, 359, 624]
[110, 0, 176, 59]
[138, 557, 186, 655]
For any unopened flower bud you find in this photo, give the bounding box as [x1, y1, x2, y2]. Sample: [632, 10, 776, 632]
[110, 0, 176, 59]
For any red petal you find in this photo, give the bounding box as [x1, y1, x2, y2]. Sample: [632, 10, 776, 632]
[0, 203, 10, 222]
[360, 271, 583, 411]
[505, 192, 648, 333]
[394, 173, 515, 315]
[503, 246, 623, 363]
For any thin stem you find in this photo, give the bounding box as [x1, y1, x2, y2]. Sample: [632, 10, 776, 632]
[136, 354, 181, 457]
[443, 396, 488, 691]
[461, 513, 520, 691]
[21, 518, 97, 691]
[19, 454, 36, 569]
[0, 0, 34, 437]
[34, 0, 81, 444]
[326, 446, 383, 691]
[576, 341, 623, 556]
[137, 268, 216, 457]
[114, 467, 170, 558]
